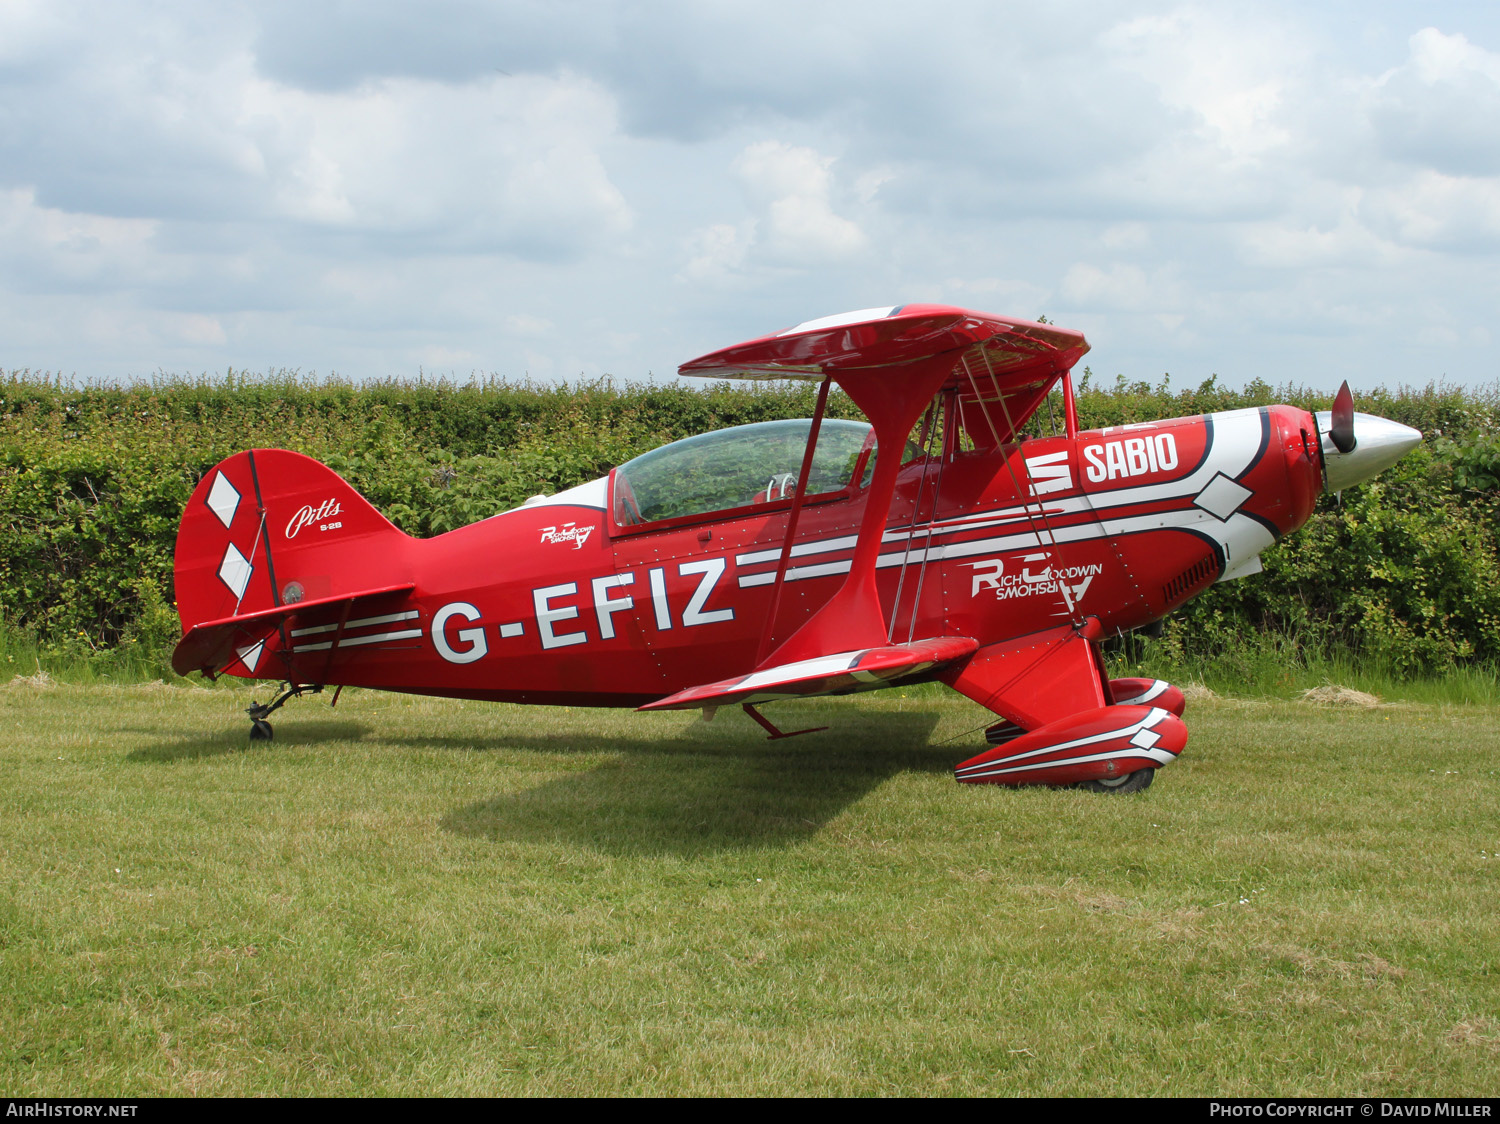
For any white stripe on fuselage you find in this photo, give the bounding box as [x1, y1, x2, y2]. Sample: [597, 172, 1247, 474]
[735, 408, 1271, 588]
[290, 610, 420, 638]
[292, 628, 424, 652]
[881, 408, 1266, 541]
[736, 535, 860, 567]
[736, 506, 1275, 589]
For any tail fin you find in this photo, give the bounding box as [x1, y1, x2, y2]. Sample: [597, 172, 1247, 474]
[173, 449, 415, 676]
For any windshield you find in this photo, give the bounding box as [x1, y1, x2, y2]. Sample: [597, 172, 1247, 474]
[614, 418, 873, 526]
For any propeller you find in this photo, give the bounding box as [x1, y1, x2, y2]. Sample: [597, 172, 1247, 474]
[1329, 380, 1356, 454]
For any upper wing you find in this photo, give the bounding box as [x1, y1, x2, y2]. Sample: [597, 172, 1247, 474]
[639, 636, 979, 712]
[679, 304, 1089, 449]
[670, 306, 1090, 675]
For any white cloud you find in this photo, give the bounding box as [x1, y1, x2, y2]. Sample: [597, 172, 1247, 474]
[1059, 263, 1154, 311]
[940, 277, 1049, 312]
[732, 142, 867, 265]
[0, 188, 158, 291]
[420, 345, 480, 369]
[502, 314, 556, 338]
[1102, 7, 1298, 165]
[1, 1, 1499, 390]
[1102, 223, 1149, 251]
[1368, 28, 1500, 175]
[239, 72, 633, 257]
[853, 168, 894, 205]
[1403, 24, 1500, 84]
[1363, 171, 1500, 250]
[680, 222, 754, 283]
[177, 315, 228, 346]
[1233, 194, 1413, 269]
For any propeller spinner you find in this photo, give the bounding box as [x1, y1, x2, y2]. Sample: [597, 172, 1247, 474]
[1314, 382, 1422, 493]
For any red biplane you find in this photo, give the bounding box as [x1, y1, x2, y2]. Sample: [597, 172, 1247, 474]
[171, 306, 1421, 792]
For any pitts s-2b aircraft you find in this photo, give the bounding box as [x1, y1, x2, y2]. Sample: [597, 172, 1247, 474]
[172, 306, 1421, 792]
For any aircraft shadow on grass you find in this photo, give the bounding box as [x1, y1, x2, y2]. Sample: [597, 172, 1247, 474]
[120, 703, 956, 855]
[123, 720, 372, 762]
[438, 710, 949, 856]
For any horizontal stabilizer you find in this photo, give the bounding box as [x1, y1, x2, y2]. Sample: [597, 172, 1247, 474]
[639, 636, 978, 712]
[171, 582, 416, 677]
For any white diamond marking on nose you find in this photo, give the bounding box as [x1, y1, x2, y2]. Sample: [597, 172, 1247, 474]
[218, 543, 252, 599]
[206, 472, 241, 529]
[1193, 472, 1255, 522]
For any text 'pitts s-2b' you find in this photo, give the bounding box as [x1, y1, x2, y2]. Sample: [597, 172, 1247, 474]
[171, 305, 1422, 792]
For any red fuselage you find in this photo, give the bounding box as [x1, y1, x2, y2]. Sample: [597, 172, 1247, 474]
[250, 404, 1320, 706]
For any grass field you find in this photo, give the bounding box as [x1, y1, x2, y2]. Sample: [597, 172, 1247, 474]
[1, 677, 1497, 1096]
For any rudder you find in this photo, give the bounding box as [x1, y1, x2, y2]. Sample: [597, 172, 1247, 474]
[174, 450, 414, 671]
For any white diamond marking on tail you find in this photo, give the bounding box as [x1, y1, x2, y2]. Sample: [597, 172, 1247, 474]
[206, 472, 241, 529]
[235, 640, 264, 673]
[218, 543, 252, 599]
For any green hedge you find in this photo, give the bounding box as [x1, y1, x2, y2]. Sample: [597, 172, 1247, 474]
[2, 369, 1497, 675]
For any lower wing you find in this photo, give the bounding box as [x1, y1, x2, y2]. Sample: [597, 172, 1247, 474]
[638, 636, 978, 712]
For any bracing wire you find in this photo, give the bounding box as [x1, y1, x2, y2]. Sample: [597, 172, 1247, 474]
[962, 345, 1080, 622]
[235, 513, 266, 616]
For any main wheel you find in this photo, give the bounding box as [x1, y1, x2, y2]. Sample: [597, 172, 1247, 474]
[1076, 767, 1154, 794]
[249, 720, 274, 741]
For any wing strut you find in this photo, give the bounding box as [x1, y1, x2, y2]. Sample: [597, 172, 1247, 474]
[754, 376, 832, 668]
[755, 351, 957, 668]
[1061, 368, 1079, 439]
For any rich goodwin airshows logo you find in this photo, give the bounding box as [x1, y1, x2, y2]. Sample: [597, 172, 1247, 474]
[539, 522, 595, 549]
[967, 555, 1102, 603]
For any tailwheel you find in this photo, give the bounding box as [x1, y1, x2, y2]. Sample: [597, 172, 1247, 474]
[1076, 767, 1154, 794]
[249, 719, 273, 741]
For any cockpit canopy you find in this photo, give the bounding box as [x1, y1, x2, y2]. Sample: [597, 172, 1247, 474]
[613, 418, 873, 526]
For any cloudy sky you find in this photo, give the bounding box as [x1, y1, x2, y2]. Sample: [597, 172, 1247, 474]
[3, 1, 1499, 390]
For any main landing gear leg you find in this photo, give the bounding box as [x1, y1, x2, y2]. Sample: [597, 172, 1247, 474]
[741, 704, 828, 741]
[246, 682, 322, 741]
